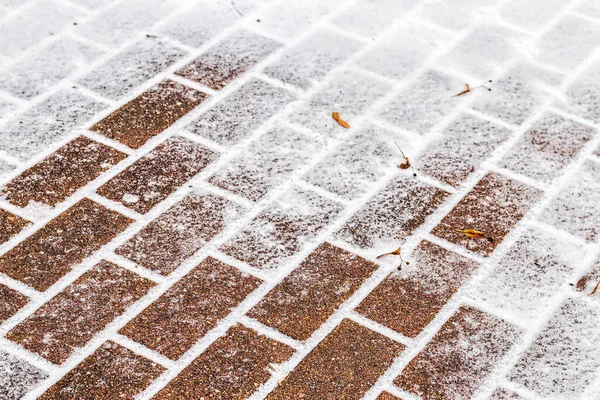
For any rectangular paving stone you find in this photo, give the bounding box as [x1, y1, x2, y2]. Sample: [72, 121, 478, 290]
[395, 305, 519, 400]
[268, 319, 404, 400]
[539, 160, 600, 242]
[2, 136, 127, 207]
[432, 173, 542, 256]
[508, 298, 600, 398]
[536, 14, 600, 71]
[420, 113, 511, 187]
[7, 261, 154, 364]
[575, 257, 600, 297]
[116, 191, 242, 275]
[336, 175, 450, 249]
[0, 350, 48, 400]
[419, 0, 495, 31]
[557, 59, 600, 124]
[176, 29, 281, 90]
[490, 388, 527, 399]
[187, 78, 295, 146]
[0, 87, 107, 161]
[97, 136, 217, 214]
[157, 0, 255, 47]
[78, 37, 187, 100]
[249, 242, 378, 340]
[473, 62, 564, 126]
[154, 324, 293, 400]
[0, 208, 29, 245]
[264, 28, 363, 90]
[377, 69, 465, 135]
[90, 80, 208, 149]
[120, 257, 262, 359]
[0, 284, 28, 323]
[77, 0, 179, 47]
[500, 112, 595, 184]
[0, 36, 104, 99]
[471, 227, 584, 320]
[209, 126, 321, 201]
[357, 240, 478, 338]
[220, 186, 343, 269]
[289, 69, 390, 136]
[499, 0, 566, 31]
[304, 125, 396, 200]
[40, 341, 164, 400]
[0, 198, 133, 291]
[357, 23, 448, 80]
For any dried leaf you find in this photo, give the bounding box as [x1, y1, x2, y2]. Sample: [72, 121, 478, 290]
[453, 83, 470, 97]
[452, 80, 493, 97]
[591, 281, 600, 295]
[332, 112, 350, 128]
[377, 247, 402, 259]
[455, 228, 494, 242]
[399, 157, 411, 169]
[394, 141, 417, 177]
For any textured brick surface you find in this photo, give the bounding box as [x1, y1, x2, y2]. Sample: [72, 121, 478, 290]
[7, 261, 154, 364]
[0, 350, 47, 400]
[187, 78, 295, 146]
[116, 191, 242, 274]
[40, 341, 164, 400]
[490, 388, 527, 399]
[220, 186, 342, 269]
[90, 80, 208, 149]
[432, 173, 542, 256]
[154, 324, 293, 399]
[249, 242, 377, 340]
[508, 298, 600, 398]
[337, 175, 449, 248]
[357, 240, 478, 337]
[268, 319, 404, 399]
[0, 199, 132, 291]
[98, 136, 217, 214]
[0, 208, 29, 244]
[558, 59, 600, 124]
[120, 257, 261, 359]
[377, 392, 403, 400]
[176, 29, 281, 90]
[396, 306, 520, 399]
[3, 136, 127, 207]
[0, 283, 28, 323]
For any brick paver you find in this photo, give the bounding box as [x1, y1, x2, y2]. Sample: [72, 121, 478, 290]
[154, 324, 293, 399]
[0, 198, 132, 291]
[248, 242, 378, 340]
[40, 341, 164, 400]
[268, 319, 403, 399]
[1, 1, 600, 398]
[7, 261, 154, 364]
[90, 80, 208, 149]
[120, 257, 262, 359]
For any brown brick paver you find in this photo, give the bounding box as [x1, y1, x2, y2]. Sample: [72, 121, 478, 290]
[116, 191, 242, 275]
[120, 257, 262, 360]
[0, 284, 28, 323]
[0, 208, 29, 244]
[154, 324, 293, 399]
[7, 261, 154, 364]
[248, 242, 378, 340]
[356, 240, 479, 337]
[91, 80, 208, 149]
[0, 198, 133, 291]
[432, 173, 542, 255]
[97, 136, 217, 214]
[268, 319, 404, 400]
[3, 136, 127, 207]
[395, 305, 520, 399]
[377, 392, 403, 400]
[40, 341, 164, 400]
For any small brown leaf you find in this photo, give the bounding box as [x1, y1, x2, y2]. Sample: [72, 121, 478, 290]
[332, 112, 350, 128]
[591, 281, 600, 295]
[453, 83, 470, 97]
[455, 228, 494, 242]
[399, 157, 411, 169]
[377, 247, 402, 259]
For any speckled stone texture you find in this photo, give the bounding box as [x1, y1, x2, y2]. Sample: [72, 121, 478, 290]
[0, 208, 29, 244]
[0, 350, 47, 400]
[0, 283, 28, 323]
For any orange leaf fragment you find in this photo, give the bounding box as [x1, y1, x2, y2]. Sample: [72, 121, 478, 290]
[453, 83, 470, 97]
[591, 281, 600, 295]
[332, 112, 350, 128]
[455, 228, 494, 242]
[377, 247, 402, 259]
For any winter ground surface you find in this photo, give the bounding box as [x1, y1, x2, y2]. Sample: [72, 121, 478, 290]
[0, 0, 600, 399]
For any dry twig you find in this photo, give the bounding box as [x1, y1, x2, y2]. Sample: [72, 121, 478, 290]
[455, 228, 494, 242]
[453, 80, 493, 97]
[332, 112, 350, 128]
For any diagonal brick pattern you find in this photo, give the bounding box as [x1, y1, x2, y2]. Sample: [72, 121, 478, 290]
[1, 0, 600, 399]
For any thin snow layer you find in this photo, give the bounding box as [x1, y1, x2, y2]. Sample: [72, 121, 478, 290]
[469, 226, 584, 320]
[0, 350, 47, 400]
[333, 0, 417, 38]
[508, 298, 600, 398]
[557, 58, 600, 124]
